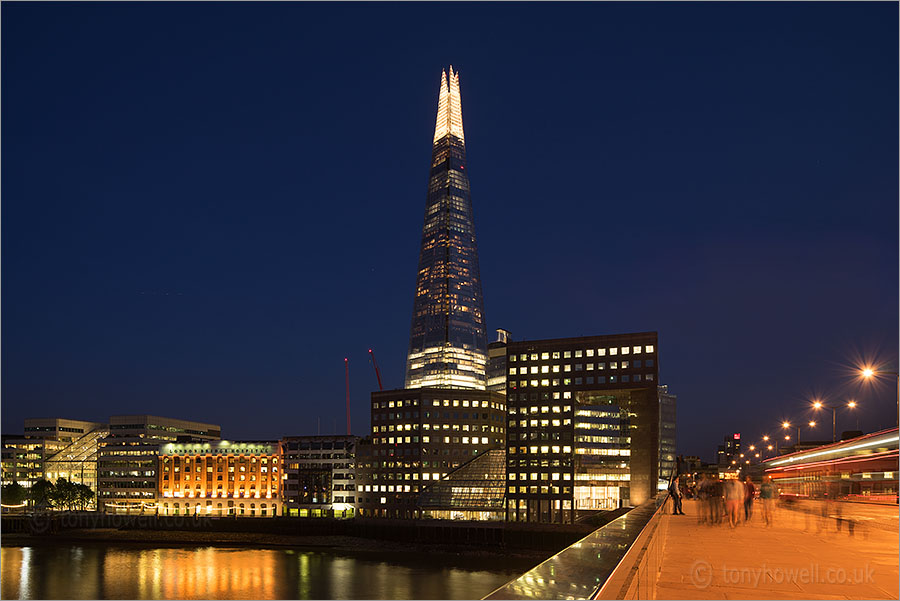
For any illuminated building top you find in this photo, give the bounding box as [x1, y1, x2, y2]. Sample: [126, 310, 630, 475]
[406, 66, 488, 390]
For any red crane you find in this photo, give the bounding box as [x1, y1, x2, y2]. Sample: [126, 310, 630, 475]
[368, 349, 383, 391]
[344, 358, 351, 435]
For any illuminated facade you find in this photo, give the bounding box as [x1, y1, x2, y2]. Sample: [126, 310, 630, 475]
[486, 329, 511, 393]
[280, 435, 358, 517]
[157, 440, 281, 517]
[505, 333, 660, 523]
[2, 418, 106, 495]
[405, 66, 488, 390]
[98, 415, 220, 513]
[356, 388, 506, 518]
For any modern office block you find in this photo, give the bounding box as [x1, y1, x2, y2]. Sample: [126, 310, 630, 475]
[505, 333, 660, 523]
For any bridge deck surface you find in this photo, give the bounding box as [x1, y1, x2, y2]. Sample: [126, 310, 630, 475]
[655, 499, 899, 600]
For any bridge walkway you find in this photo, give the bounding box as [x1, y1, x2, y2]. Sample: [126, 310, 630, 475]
[654, 499, 898, 600]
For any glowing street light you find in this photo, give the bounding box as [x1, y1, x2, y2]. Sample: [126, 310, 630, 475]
[812, 399, 859, 442]
[860, 365, 899, 426]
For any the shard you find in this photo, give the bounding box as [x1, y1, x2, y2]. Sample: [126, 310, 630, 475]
[405, 67, 487, 390]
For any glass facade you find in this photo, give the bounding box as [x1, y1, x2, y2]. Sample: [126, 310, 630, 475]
[406, 67, 487, 390]
[418, 448, 507, 520]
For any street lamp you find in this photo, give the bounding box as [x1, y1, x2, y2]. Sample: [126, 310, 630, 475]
[860, 366, 899, 426]
[812, 399, 859, 442]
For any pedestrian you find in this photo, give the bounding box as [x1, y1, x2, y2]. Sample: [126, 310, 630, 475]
[697, 474, 709, 524]
[743, 476, 756, 522]
[759, 475, 777, 526]
[668, 476, 684, 515]
[724, 477, 743, 528]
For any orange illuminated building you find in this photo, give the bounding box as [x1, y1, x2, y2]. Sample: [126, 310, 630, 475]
[157, 440, 281, 517]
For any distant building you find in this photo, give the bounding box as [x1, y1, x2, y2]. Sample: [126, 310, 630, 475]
[1, 418, 106, 495]
[486, 329, 512, 393]
[505, 333, 660, 523]
[404, 67, 488, 390]
[356, 388, 506, 518]
[658, 386, 677, 487]
[716, 433, 742, 470]
[280, 435, 359, 518]
[157, 439, 280, 517]
[98, 415, 220, 513]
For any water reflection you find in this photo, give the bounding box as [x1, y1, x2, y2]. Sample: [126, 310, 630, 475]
[1, 544, 525, 600]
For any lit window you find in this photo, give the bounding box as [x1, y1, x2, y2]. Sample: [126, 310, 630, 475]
[564, 365, 571, 372]
[520, 354, 527, 361]
[552, 352, 560, 359]
[621, 361, 629, 369]
[541, 352, 549, 360]
[563, 351, 571, 358]
[598, 348, 606, 356]
[633, 346, 641, 354]
[611, 362, 618, 369]
[530, 366, 538, 374]
[645, 345, 654, 353]
[586, 363, 594, 371]
[541, 365, 549, 374]
[540, 446, 549, 453]
[509, 355, 517, 362]
[541, 379, 549, 386]
[610, 348, 618, 356]
[586, 349, 594, 357]
[563, 392, 572, 399]
[519, 367, 527, 375]
[552, 365, 560, 373]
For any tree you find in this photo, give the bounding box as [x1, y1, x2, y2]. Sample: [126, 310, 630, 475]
[75, 483, 94, 511]
[1, 482, 27, 508]
[29, 479, 55, 509]
[51, 478, 78, 511]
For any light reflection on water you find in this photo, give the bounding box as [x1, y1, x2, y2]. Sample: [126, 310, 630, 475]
[1, 545, 525, 600]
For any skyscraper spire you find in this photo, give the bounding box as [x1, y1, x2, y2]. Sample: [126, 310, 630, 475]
[406, 67, 487, 389]
[433, 66, 465, 144]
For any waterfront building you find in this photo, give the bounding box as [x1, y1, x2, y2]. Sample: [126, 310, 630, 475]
[157, 440, 281, 517]
[418, 448, 507, 520]
[357, 388, 506, 518]
[405, 66, 488, 390]
[486, 329, 511, 393]
[280, 435, 358, 517]
[98, 415, 220, 513]
[505, 333, 660, 523]
[1, 418, 106, 493]
[658, 385, 677, 486]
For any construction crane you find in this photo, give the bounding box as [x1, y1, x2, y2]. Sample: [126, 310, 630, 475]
[344, 358, 351, 435]
[368, 349, 384, 391]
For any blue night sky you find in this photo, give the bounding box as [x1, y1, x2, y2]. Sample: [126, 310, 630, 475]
[2, 2, 897, 459]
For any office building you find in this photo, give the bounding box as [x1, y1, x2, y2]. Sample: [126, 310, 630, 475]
[98, 415, 220, 513]
[281, 435, 358, 517]
[2, 418, 106, 494]
[356, 388, 506, 518]
[157, 440, 280, 517]
[505, 333, 660, 523]
[405, 66, 488, 390]
[486, 329, 511, 393]
[658, 385, 677, 486]
[716, 433, 742, 469]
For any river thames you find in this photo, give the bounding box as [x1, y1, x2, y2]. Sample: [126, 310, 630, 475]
[0, 544, 530, 600]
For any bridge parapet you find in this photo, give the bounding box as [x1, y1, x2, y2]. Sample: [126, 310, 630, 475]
[483, 494, 670, 600]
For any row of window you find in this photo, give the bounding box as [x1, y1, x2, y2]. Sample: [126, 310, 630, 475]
[510, 359, 654, 375]
[509, 346, 654, 362]
[511, 374, 654, 388]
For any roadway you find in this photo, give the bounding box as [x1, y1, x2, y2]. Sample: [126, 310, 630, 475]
[655, 499, 899, 600]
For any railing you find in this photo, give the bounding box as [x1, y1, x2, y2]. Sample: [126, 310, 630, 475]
[593, 495, 670, 599]
[483, 494, 670, 600]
